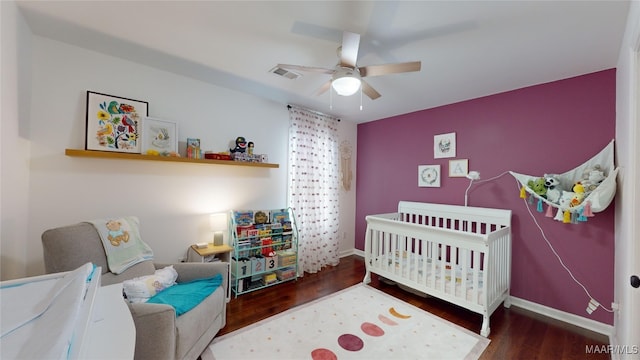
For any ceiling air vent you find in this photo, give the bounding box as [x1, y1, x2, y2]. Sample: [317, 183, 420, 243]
[269, 66, 301, 80]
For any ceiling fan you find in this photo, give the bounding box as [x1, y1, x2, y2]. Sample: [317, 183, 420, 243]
[277, 31, 421, 100]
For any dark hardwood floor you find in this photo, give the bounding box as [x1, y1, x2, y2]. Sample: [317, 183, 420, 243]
[219, 255, 610, 359]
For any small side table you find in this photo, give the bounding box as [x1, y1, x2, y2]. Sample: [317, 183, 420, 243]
[187, 243, 233, 301]
[187, 243, 233, 263]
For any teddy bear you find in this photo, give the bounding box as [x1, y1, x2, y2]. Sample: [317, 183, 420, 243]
[581, 167, 606, 193]
[106, 219, 130, 246]
[543, 174, 562, 204]
[581, 164, 603, 180]
[527, 177, 547, 197]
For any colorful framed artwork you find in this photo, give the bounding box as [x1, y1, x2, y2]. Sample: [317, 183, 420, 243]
[85, 91, 148, 153]
[141, 117, 178, 155]
[434, 132, 456, 159]
[449, 159, 469, 177]
[418, 165, 441, 187]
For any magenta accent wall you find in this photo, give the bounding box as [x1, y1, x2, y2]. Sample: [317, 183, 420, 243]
[355, 69, 616, 324]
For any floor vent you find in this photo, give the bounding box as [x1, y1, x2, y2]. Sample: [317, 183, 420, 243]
[269, 66, 301, 80]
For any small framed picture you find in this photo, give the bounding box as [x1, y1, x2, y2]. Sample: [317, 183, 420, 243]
[418, 165, 441, 187]
[141, 117, 178, 155]
[449, 159, 469, 177]
[85, 91, 148, 153]
[434, 132, 456, 159]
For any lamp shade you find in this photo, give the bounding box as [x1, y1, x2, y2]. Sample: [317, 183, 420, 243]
[331, 67, 361, 96]
[209, 213, 227, 232]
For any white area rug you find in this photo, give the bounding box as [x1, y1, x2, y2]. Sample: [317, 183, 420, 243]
[202, 284, 489, 360]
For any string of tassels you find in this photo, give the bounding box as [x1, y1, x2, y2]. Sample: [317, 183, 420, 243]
[519, 186, 594, 224]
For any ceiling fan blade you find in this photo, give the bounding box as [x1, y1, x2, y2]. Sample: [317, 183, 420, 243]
[316, 80, 332, 95]
[340, 31, 360, 68]
[277, 64, 334, 75]
[361, 80, 381, 100]
[359, 61, 421, 77]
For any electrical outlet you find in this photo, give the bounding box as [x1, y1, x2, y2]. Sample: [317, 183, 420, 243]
[178, 256, 185, 263]
[611, 302, 619, 311]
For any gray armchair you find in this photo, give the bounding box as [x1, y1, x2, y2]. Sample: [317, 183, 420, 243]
[41, 222, 227, 360]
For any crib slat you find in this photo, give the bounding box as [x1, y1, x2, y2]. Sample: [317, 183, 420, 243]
[461, 248, 468, 298]
[473, 250, 480, 304]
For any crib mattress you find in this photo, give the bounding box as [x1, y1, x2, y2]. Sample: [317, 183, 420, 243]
[371, 255, 485, 305]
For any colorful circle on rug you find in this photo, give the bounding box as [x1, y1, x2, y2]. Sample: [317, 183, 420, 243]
[378, 314, 398, 326]
[361, 322, 385, 336]
[389, 307, 412, 319]
[311, 348, 337, 360]
[338, 334, 364, 351]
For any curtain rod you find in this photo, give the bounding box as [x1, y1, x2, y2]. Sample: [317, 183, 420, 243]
[287, 104, 340, 122]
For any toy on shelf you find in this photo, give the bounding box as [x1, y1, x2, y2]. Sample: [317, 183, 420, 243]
[230, 136, 247, 153]
[229, 137, 266, 163]
[146, 149, 180, 157]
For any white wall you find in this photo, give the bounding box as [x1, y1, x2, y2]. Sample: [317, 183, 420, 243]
[0, 1, 32, 280]
[13, 34, 357, 277]
[614, 0, 640, 353]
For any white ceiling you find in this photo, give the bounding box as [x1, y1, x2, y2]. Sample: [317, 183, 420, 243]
[16, 1, 630, 123]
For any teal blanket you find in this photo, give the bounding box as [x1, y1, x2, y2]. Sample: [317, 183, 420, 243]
[146, 274, 223, 316]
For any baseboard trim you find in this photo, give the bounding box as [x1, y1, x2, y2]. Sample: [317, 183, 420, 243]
[509, 296, 614, 337]
[350, 249, 364, 258]
[339, 249, 356, 258]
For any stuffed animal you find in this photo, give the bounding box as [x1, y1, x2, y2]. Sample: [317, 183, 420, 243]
[581, 164, 603, 181]
[544, 174, 562, 204]
[527, 177, 547, 197]
[582, 168, 606, 192]
[572, 182, 585, 195]
[559, 191, 577, 210]
[571, 183, 585, 207]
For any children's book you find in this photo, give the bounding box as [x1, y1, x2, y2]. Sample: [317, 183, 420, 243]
[187, 138, 201, 159]
[253, 210, 270, 225]
[234, 210, 254, 226]
[281, 220, 292, 232]
[271, 209, 290, 224]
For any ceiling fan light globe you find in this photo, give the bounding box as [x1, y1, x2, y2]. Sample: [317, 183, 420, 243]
[332, 76, 361, 96]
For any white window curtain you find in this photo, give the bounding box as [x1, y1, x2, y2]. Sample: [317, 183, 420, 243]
[287, 105, 340, 274]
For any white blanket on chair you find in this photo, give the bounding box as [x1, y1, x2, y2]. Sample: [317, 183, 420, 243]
[87, 216, 153, 274]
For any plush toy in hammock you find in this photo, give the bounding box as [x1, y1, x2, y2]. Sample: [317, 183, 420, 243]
[510, 139, 618, 223]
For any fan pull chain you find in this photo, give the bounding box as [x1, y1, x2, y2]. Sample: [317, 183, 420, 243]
[360, 85, 363, 111]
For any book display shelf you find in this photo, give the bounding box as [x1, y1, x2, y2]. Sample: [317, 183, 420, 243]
[229, 208, 298, 297]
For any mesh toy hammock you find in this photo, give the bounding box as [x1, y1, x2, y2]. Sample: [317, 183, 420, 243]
[510, 139, 618, 223]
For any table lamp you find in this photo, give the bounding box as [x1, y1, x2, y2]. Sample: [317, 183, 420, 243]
[209, 213, 227, 246]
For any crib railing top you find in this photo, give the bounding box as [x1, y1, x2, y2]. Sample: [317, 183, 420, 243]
[398, 201, 512, 228]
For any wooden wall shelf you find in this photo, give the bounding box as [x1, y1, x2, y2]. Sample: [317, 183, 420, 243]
[65, 149, 279, 168]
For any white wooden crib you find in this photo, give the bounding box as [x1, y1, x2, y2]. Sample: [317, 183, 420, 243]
[363, 201, 512, 337]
